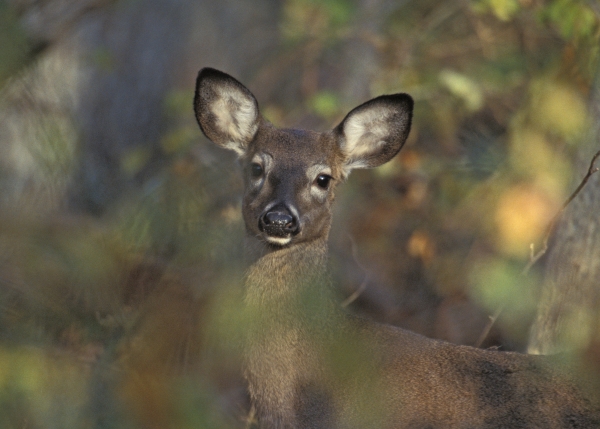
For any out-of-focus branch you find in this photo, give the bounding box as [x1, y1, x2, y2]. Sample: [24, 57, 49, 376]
[523, 148, 600, 275]
[474, 305, 503, 349]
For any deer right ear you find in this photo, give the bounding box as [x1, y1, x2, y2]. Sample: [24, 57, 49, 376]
[194, 68, 260, 156]
[334, 93, 413, 177]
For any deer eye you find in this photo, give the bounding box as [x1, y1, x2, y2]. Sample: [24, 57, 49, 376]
[250, 163, 263, 178]
[315, 174, 332, 190]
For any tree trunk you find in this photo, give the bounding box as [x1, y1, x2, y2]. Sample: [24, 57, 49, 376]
[528, 65, 600, 356]
[70, 0, 282, 214]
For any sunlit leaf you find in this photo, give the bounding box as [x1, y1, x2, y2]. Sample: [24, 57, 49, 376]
[439, 70, 484, 112]
[529, 80, 588, 140]
[543, 0, 599, 40]
[307, 90, 339, 118]
[509, 128, 571, 195]
[471, 0, 520, 21]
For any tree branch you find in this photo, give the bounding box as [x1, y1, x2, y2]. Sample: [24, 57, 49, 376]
[523, 148, 600, 275]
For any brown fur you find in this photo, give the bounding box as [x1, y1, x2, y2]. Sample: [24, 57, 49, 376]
[194, 68, 600, 428]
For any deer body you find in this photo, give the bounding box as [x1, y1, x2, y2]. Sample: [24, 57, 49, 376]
[194, 68, 600, 428]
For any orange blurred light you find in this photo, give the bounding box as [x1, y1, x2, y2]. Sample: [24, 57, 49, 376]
[494, 184, 557, 256]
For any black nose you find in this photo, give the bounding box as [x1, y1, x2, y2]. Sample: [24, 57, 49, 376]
[259, 206, 299, 237]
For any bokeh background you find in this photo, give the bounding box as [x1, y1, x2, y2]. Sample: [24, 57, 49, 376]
[1, 0, 600, 427]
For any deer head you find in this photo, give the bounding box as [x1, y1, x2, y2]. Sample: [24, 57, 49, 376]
[194, 68, 413, 249]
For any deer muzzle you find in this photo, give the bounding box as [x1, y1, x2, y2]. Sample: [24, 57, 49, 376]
[259, 205, 299, 239]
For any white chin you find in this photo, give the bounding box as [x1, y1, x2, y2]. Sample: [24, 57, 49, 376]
[265, 236, 292, 246]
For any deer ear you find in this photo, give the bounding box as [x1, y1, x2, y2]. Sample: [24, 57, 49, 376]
[334, 94, 413, 176]
[194, 68, 260, 156]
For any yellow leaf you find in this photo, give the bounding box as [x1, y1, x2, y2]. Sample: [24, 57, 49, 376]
[439, 70, 484, 112]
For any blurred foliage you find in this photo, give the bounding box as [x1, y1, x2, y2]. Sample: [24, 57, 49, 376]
[281, 0, 355, 43]
[0, 0, 599, 427]
[0, 1, 34, 86]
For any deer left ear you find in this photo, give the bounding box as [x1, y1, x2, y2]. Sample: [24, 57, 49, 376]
[334, 94, 413, 176]
[194, 68, 260, 156]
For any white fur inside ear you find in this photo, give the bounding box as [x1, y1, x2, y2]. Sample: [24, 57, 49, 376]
[341, 106, 392, 171]
[211, 87, 258, 155]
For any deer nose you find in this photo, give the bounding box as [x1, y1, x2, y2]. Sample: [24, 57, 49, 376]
[259, 206, 299, 237]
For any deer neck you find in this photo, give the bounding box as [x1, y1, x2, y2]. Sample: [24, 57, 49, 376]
[246, 240, 327, 294]
[242, 237, 341, 427]
[243, 238, 333, 315]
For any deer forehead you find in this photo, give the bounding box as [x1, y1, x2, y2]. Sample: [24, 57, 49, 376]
[250, 128, 339, 173]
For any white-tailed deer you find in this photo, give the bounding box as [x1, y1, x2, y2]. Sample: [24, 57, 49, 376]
[194, 68, 600, 429]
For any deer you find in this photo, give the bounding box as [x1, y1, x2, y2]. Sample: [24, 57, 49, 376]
[193, 67, 600, 429]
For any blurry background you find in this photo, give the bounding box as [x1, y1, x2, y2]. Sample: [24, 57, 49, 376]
[1, 0, 600, 427]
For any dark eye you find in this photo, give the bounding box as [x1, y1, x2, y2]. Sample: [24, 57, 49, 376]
[250, 163, 263, 178]
[315, 174, 332, 190]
